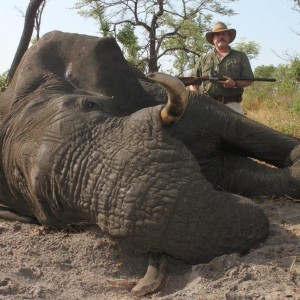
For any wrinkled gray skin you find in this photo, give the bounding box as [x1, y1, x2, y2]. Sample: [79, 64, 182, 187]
[0, 31, 299, 267]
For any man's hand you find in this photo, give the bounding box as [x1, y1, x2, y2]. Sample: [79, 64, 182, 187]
[219, 76, 236, 88]
[189, 84, 199, 92]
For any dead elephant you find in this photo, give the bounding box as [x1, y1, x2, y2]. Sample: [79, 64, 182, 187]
[0, 31, 299, 296]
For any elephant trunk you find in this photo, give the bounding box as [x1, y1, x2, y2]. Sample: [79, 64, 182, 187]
[86, 107, 269, 265]
[147, 73, 189, 126]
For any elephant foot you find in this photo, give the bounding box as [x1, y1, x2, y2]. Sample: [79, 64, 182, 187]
[288, 146, 300, 198]
[285, 145, 300, 166]
[291, 159, 300, 194]
[131, 252, 167, 297]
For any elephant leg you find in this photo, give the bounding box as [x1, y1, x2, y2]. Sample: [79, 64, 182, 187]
[217, 150, 300, 198]
[131, 252, 167, 296]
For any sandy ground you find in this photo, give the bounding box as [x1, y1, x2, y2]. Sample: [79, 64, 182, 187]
[0, 197, 300, 300]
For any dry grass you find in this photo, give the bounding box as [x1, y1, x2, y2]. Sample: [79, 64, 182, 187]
[242, 93, 300, 138]
[244, 104, 300, 137]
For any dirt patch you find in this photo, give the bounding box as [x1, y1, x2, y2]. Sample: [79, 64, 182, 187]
[0, 197, 300, 299]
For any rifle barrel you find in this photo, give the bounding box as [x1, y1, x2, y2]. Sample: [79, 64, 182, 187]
[214, 77, 276, 82]
[178, 76, 276, 86]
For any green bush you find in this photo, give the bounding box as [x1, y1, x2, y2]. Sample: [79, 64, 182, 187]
[243, 61, 300, 138]
[288, 98, 300, 115]
[0, 71, 8, 93]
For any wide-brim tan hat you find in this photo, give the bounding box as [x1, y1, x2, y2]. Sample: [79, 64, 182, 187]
[205, 21, 236, 45]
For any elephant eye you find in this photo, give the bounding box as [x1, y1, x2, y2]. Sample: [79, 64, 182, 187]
[81, 98, 99, 111]
[87, 101, 96, 108]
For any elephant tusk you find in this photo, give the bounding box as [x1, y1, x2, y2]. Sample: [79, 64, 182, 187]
[147, 72, 189, 126]
[131, 252, 167, 297]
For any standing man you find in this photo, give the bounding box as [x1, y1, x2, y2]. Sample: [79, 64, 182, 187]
[190, 22, 254, 114]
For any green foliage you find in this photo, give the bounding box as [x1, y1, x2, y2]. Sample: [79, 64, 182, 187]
[72, 0, 239, 74]
[73, 0, 111, 36]
[289, 57, 300, 80]
[234, 39, 260, 60]
[243, 60, 300, 137]
[0, 71, 8, 93]
[246, 62, 300, 102]
[288, 98, 300, 115]
[116, 24, 140, 66]
[276, 62, 298, 83]
[160, 15, 207, 74]
[254, 65, 276, 78]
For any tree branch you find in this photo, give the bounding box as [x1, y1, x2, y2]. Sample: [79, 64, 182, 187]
[7, 0, 45, 82]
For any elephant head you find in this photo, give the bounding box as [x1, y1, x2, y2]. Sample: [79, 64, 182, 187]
[0, 31, 299, 296]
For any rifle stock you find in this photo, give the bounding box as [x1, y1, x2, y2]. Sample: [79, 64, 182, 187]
[178, 76, 276, 86]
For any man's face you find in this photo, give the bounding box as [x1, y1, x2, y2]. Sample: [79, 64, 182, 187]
[213, 31, 230, 48]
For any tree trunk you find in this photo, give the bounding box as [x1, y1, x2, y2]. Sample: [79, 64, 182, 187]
[148, 33, 159, 72]
[7, 0, 45, 82]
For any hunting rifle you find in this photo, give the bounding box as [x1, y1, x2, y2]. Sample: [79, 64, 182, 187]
[178, 76, 276, 86]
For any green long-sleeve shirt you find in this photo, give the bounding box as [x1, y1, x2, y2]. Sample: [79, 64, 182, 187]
[192, 48, 254, 97]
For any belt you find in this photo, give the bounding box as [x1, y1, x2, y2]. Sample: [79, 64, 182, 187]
[211, 96, 242, 104]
